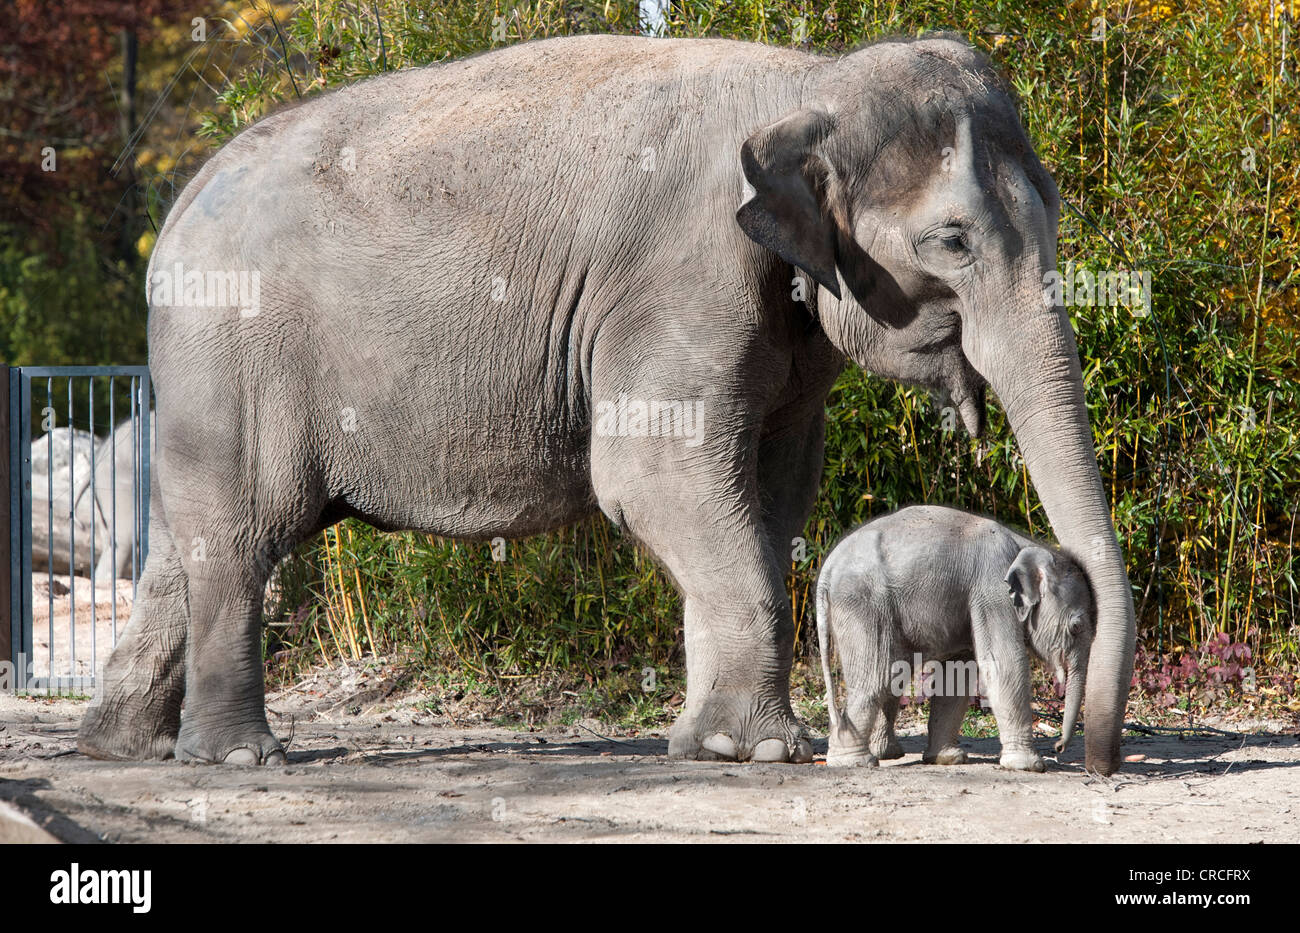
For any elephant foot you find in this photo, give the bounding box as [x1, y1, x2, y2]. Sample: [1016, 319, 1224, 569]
[826, 747, 879, 768]
[923, 746, 968, 766]
[999, 748, 1045, 772]
[78, 701, 179, 761]
[872, 737, 905, 760]
[176, 722, 286, 766]
[667, 693, 813, 763]
[76, 618, 184, 762]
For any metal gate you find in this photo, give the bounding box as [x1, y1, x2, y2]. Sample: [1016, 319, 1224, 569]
[2, 366, 152, 694]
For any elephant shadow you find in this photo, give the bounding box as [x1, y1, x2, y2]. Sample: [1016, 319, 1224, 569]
[856, 728, 1300, 777]
[282, 728, 1300, 777]
[284, 733, 672, 766]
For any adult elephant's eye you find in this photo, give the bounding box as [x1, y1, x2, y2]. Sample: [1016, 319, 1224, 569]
[932, 225, 968, 252]
[918, 226, 973, 270]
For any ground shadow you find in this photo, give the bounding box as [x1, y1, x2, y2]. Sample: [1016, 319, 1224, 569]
[0, 776, 103, 843]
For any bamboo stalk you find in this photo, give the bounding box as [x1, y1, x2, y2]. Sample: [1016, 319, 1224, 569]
[346, 525, 378, 654]
[331, 527, 361, 659]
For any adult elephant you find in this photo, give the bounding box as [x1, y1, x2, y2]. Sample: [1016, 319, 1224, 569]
[78, 33, 1135, 774]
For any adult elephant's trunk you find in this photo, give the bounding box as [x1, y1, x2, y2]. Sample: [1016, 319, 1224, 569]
[964, 278, 1135, 776]
[1057, 655, 1087, 753]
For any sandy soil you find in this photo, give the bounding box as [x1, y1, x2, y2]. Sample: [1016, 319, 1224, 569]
[2, 676, 1298, 843]
[27, 573, 136, 684]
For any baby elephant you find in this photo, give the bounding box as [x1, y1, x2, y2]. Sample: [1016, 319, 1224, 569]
[816, 505, 1095, 772]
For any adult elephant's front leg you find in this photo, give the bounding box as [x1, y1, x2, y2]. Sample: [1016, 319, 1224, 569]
[748, 406, 835, 760]
[673, 573, 807, 762]
[592, 440, 810, 763]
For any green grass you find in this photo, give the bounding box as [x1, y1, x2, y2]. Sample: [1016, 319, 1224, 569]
[961, 707, 1001, 740]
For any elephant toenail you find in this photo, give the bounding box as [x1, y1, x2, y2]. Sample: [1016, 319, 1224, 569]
[751, 738, 790, 762]
[223, 747, 259, 765]
[701, 733, 738, 759]
[265, 749, 287, 766]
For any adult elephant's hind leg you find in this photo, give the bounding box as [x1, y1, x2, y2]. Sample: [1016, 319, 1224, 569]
[163, 425, 317, 765]
[78, 499, 187, 761]
[168, 495, 294, 766]
[172, 545, 285, 765]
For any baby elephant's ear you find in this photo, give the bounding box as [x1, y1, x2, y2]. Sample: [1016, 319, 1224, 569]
[736, 107, 841, 299]
[1004, 547, 1055, 624]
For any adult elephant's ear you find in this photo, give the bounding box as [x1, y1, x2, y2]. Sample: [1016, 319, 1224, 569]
[736, 108, 842, 300]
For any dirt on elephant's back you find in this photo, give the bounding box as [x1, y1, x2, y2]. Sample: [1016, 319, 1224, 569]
[0, 693, 1297, 843]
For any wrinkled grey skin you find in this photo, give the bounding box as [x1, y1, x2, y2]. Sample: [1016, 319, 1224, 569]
[77, 33, 1134, 773]
[817, 506, 1095, 772]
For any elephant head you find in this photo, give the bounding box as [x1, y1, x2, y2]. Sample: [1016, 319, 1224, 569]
[735, 35, 1135, 774]
[1005, 546, 1096, 754]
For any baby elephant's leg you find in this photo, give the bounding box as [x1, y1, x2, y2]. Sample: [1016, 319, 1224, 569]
[825, 599, 890, 767]
[923, 657, 980, 764]
[828, 689, 882, 767]
[870, 694, 905, 760]
[973, 610, 1045, 772]
[923, 686, 972, 765]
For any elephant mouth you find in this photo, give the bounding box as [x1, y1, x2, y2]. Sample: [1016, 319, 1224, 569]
[945, 383, 986, 438]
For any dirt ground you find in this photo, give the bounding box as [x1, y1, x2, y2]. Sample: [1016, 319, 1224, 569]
[2, 668, 1298, 843]
[27, 573, 136, 684]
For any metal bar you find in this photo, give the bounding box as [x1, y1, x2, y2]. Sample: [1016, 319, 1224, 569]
[67, 378, 75, 681]
[89, 377, 96, 682]
[130, 377, 139, 605]
[17, 366, 150, 378]
[14, 374, 31, 696]
[45, 379, 52, 690]
[109, 379, 117, 645]
[0, 364, 10, 675]
[15, 372, 31, 691]
[139, 372, 151, 568]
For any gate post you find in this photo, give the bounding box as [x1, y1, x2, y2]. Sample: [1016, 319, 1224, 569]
[1, 364, 11, 671]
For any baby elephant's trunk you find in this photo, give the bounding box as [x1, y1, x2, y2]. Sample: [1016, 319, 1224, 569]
[1057, 658, 1087, 754]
